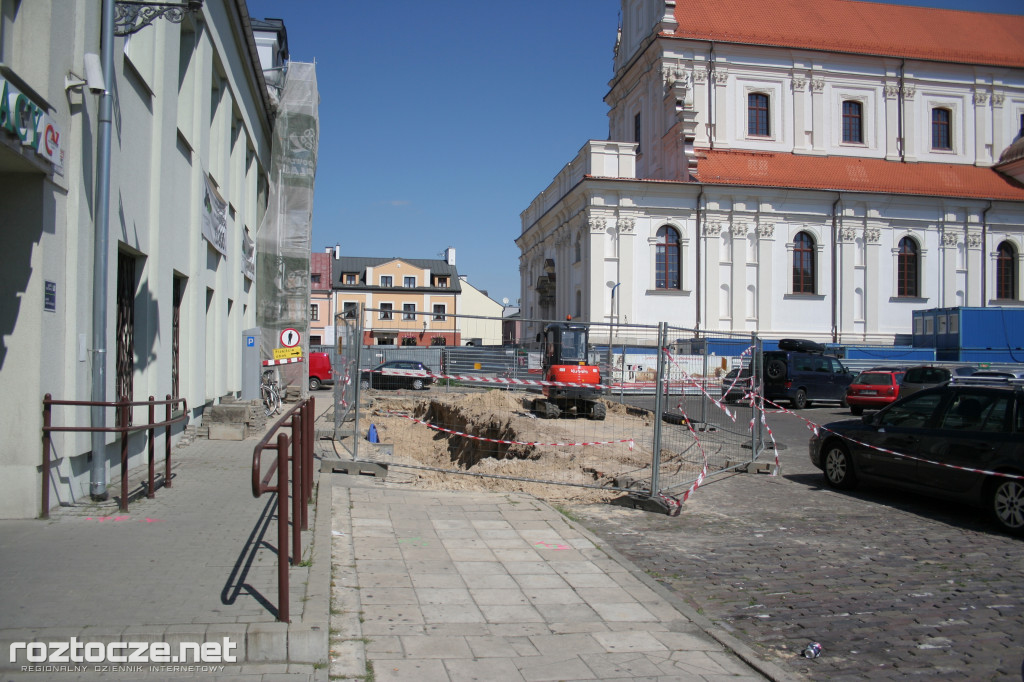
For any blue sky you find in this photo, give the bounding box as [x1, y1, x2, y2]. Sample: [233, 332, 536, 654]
[244, 0, 1024, 307]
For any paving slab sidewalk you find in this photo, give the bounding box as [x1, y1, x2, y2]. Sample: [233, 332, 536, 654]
[326, 474, 795, 682]
[0, 414, 331, 681]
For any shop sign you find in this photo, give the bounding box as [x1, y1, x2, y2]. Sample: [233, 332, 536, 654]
[0, 76, 64, 173]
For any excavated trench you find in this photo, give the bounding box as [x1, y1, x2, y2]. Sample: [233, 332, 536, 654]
[419, 398, 537, 468]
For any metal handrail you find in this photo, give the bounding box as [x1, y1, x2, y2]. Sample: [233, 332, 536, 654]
[41, 394, 188, 517]
[251, 396, 315, 622]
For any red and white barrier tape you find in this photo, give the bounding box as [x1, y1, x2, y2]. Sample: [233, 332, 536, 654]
[263, 357, 304, 366]
[386, 411, 635, 450]
[361, 367, 720, 393]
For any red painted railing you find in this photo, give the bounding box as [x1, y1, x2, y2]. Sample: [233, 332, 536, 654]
[41, 394, 188, 518]
[251, 396, 315, 623]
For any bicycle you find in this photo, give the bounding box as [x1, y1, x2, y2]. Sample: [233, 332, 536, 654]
[261, 370, 281, 417]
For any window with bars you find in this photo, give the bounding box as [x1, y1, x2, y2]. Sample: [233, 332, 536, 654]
[931, 108, 952, 150]
[792, 232, 816, 294]
[996, 241, 1018, 300]
[655, 226, 680, 290]
[897, 237, 919, 297]
[748, 93, 770, 137]
[842, 100, 863, 143]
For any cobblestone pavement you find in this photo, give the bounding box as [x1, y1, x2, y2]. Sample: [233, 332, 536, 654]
[570, 407, 1024, 682]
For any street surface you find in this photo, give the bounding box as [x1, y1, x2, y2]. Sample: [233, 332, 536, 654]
[571, 404, 1024, 681]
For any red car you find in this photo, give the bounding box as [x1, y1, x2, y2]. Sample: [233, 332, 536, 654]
[845, 370, 905, 415]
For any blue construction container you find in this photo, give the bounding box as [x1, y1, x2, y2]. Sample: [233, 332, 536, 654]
[830, 345, 936, 361]
[914, 306, 1024, 353]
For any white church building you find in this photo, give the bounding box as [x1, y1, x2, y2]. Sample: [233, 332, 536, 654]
[518, 0, 1024, 344]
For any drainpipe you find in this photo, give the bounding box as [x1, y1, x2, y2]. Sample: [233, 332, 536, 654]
[831, 194, 841, 343]
[90, 0, 115, 500]
[897, 60, 905, 162]
[981, 201, 992, 306]
[695, 187, 704, 332]
[708, 42, 715, 151]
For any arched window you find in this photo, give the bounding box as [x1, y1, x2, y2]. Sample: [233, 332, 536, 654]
[842, 101, 863, 143]
[792, 232, 815, 294]
[931, 108, 952, 150]
[897, 237, 919, 298]
[748, 93, 769, 137]
[996, 241, 1018, 300]
[574, 234, 581, 263]
[656, 226, 680, 289]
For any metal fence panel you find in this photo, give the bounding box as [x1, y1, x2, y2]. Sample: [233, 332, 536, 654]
[338, 308, 770, 505]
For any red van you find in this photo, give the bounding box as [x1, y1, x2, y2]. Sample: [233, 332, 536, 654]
[308, 352, 334, 391]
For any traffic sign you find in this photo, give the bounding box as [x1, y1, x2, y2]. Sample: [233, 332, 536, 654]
[280, 328, 301, 348]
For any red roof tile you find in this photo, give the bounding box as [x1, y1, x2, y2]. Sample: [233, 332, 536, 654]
[695, 149, 1024, 200]
[670, 0, 1024, 67]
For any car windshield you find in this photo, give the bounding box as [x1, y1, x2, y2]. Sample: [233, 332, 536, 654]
[853, 372, 893, 385]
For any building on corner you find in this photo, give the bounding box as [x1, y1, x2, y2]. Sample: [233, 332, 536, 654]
[518, 0, 1024, 346]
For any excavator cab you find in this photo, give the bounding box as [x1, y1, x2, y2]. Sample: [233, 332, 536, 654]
[532, 321, 606, 420]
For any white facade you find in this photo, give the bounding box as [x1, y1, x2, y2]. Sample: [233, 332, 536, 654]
[456, 277, 504, 345]
[0, 1, 276, 518]
[518, 0, 1024, 345]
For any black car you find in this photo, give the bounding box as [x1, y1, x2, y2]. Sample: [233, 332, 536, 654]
[360, 360, 435, 390]
[809, 377, 1024, 534]
[761, 339, 854, 409]
[720, 367, 752, 403]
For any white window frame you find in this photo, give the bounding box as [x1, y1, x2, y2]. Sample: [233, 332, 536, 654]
[379, 302, 393, 320]
[380, 275, 393, 287]
[403, 276, 416, 288]
[432, 304, 447, 321]
[402, 303, 416, 320]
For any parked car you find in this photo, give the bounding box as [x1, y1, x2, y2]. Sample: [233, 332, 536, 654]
[761, 339, 854, 409]
[809, 377, 1024, 535]
[899, 364, 976, 397]
[720, 367, 752, 403]
[360, 360, 434, 390]
[308, 352, 335, 391]
[845, 369, 906, 415]
[970, 370, 1024, 380]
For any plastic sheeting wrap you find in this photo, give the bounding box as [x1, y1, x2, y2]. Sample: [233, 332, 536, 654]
[256, 62, 319, 394]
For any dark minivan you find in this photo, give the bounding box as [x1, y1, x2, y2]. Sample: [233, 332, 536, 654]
[761, 339, 854, 409]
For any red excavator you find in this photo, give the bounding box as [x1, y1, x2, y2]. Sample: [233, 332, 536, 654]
[531, 320, 606, 420]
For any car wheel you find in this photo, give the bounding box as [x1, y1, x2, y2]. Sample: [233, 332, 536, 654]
[823, 441, 858, 490]
[411, 378, 425, 390]
[839, 394, 849, 408]
[360, 378, 371, 390]
[850, 406, 863, 416]
[791, 389, 808, 409]
[309, 377, 321, 391]
[765, 358, 787, 381]
[988, 477, 1024, 536]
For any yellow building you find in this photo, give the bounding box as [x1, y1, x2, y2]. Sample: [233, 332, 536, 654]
[332, 250, 461, 346]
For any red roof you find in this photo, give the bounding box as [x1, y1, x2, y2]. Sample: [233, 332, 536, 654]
[310, 252, 333, 291]
[695, 149, 1024, 200]
[669, 0, 1024, 67]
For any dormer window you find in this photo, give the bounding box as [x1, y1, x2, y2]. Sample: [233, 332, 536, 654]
[436, 276, 449, 288]
[344, 273, 357, 285]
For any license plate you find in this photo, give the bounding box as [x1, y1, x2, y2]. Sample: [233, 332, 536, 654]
[861, 390, 877, 395]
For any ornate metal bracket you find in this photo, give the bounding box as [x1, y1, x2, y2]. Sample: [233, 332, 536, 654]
[114, 0, 204, 37]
